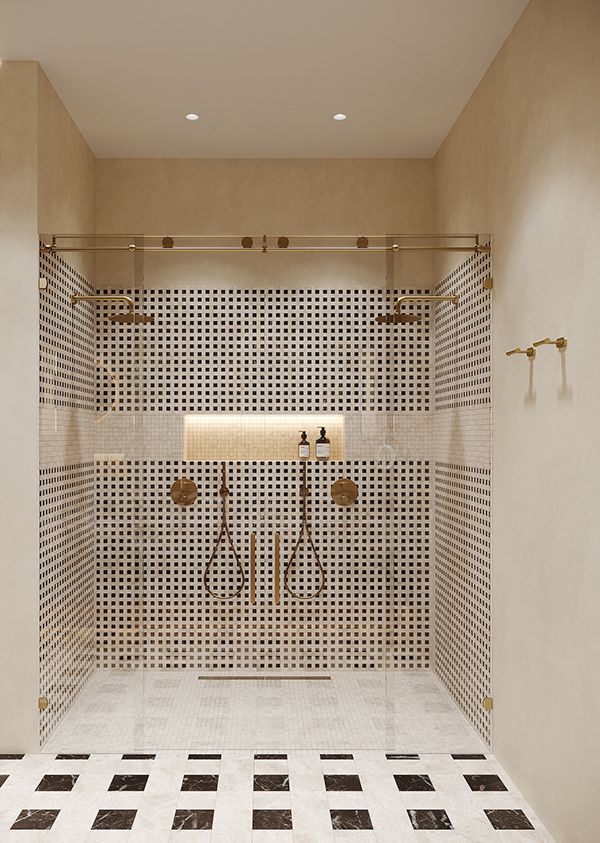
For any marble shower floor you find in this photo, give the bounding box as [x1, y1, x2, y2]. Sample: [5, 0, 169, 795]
[43, 670, 487, 755]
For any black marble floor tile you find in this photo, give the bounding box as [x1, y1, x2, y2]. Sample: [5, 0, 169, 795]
[386, 753, 419, 760]
[485, 809, 535, 830]
[0, 754, 24, 760]
[11, 809, 60, 830]
[108, 774, 149, 792]
[451, 753, 486, 760]
[324, 774, 362, 791]
[181, 774, 219, 791]
[0, 775, 8, 788]
[55, 753, 90, 760]
[252, 809, 293, 830]
[255, 753, 287, 759]
[254, 774, 290, 791]
[36, 774, 79, 791]
[320, 753, 353, 760]
[330, 809, 373, 830]
[408, 809, 453, 830]
[188, 753, 221, 760]
[394, 773, 435, 791]
[464, 774, 507, 792]
[122, 753, 155, 760]
[92, 809, 137, 830]
[172, 809, 214, 830]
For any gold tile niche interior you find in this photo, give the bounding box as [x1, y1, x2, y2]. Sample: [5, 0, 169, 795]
[183, 413, 345, 461]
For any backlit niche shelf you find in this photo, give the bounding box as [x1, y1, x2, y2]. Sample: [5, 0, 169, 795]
[183, 413, 345, 461]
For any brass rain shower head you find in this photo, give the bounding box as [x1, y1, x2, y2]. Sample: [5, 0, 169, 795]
[108, 311, 155, 325]
[375, 313, 422, 325]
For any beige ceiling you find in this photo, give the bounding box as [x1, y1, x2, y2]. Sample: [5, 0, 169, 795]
[0, 0, 527, 158]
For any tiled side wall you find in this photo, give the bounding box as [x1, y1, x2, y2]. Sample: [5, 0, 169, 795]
[433, 251, 492, 744]
[39, 251, 96, 745]
[96, 460, 430, 670]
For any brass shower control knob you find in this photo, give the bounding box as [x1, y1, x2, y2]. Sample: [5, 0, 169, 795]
[331, 478, 358, 507]
[170, 477, 198, 507]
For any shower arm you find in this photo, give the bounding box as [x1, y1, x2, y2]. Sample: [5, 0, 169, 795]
[71, 294, 135, 313]
[394, 294, 459, 313]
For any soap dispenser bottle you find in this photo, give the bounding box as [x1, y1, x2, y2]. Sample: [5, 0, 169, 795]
[298, 431, 310, 460]
[316, 427, 331, 462]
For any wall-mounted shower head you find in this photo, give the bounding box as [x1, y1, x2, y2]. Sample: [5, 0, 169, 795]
[71, 294, 154, 325]
[375, 313, 422, 325]
[108, 311, 154, 325]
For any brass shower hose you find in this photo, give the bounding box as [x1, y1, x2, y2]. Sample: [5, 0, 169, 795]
[203, 462, 246, 601]
[284, 462, 326, 601]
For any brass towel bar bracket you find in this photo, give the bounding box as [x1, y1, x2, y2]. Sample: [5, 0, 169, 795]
[533, 336, 568, 350]
[507, 337, 568, 357]
[506, 346, 536, 359]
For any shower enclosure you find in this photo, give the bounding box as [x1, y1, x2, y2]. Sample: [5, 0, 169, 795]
[38, 234, 492, 754]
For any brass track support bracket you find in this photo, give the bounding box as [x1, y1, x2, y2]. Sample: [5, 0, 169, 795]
[506, 346, 536, 359]
[533, 336, 568, 350]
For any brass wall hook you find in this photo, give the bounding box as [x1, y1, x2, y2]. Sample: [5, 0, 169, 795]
[506, 346, 536, 358]
[533, 337, 568, 350]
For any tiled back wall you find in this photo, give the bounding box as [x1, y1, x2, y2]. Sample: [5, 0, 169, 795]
[94, 286, 434, 672]
[97, 460, 430, 670]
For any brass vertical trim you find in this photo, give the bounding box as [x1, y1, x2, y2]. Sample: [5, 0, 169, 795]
[274, 532, 281, 605]
[250, 532, 256, 605]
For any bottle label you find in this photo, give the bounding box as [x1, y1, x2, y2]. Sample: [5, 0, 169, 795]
[316, 443, 331, 459]
[299, 444, 310, 459]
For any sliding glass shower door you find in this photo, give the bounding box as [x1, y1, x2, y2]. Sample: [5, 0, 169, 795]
[136, 252, 404, 751]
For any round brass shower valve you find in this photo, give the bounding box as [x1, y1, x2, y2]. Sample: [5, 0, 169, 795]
[331, 478, 358, 507]
[170, 477, 198, 507]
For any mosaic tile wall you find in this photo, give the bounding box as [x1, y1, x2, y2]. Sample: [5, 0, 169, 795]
[39, 251, 96, 745]
[96, 289, 430, 413]
[39, 250, 95, 411]
[96, 460, 430, 670]
[433, 251, 492, 744]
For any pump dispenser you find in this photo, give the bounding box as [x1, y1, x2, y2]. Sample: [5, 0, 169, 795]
[316, 427, 331, 462]
[298, 431, 310, 460]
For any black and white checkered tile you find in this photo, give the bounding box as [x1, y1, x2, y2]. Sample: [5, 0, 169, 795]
[0, 751, 553, 841]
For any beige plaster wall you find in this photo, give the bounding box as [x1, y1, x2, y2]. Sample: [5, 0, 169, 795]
[37, 66, 96, 279]
[0, 61, 41, 752]
[95, 158, 435, 289]
[434, 1, 600, 840]
[0, 61, 95, 750]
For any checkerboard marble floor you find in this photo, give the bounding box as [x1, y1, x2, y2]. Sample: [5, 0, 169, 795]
[0, 751, 554, 842]
[43, 670, 486, 754]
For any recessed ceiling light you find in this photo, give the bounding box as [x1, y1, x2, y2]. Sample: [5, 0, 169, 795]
[333, 113, 347, 121]
[185, 113, 199, 121]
